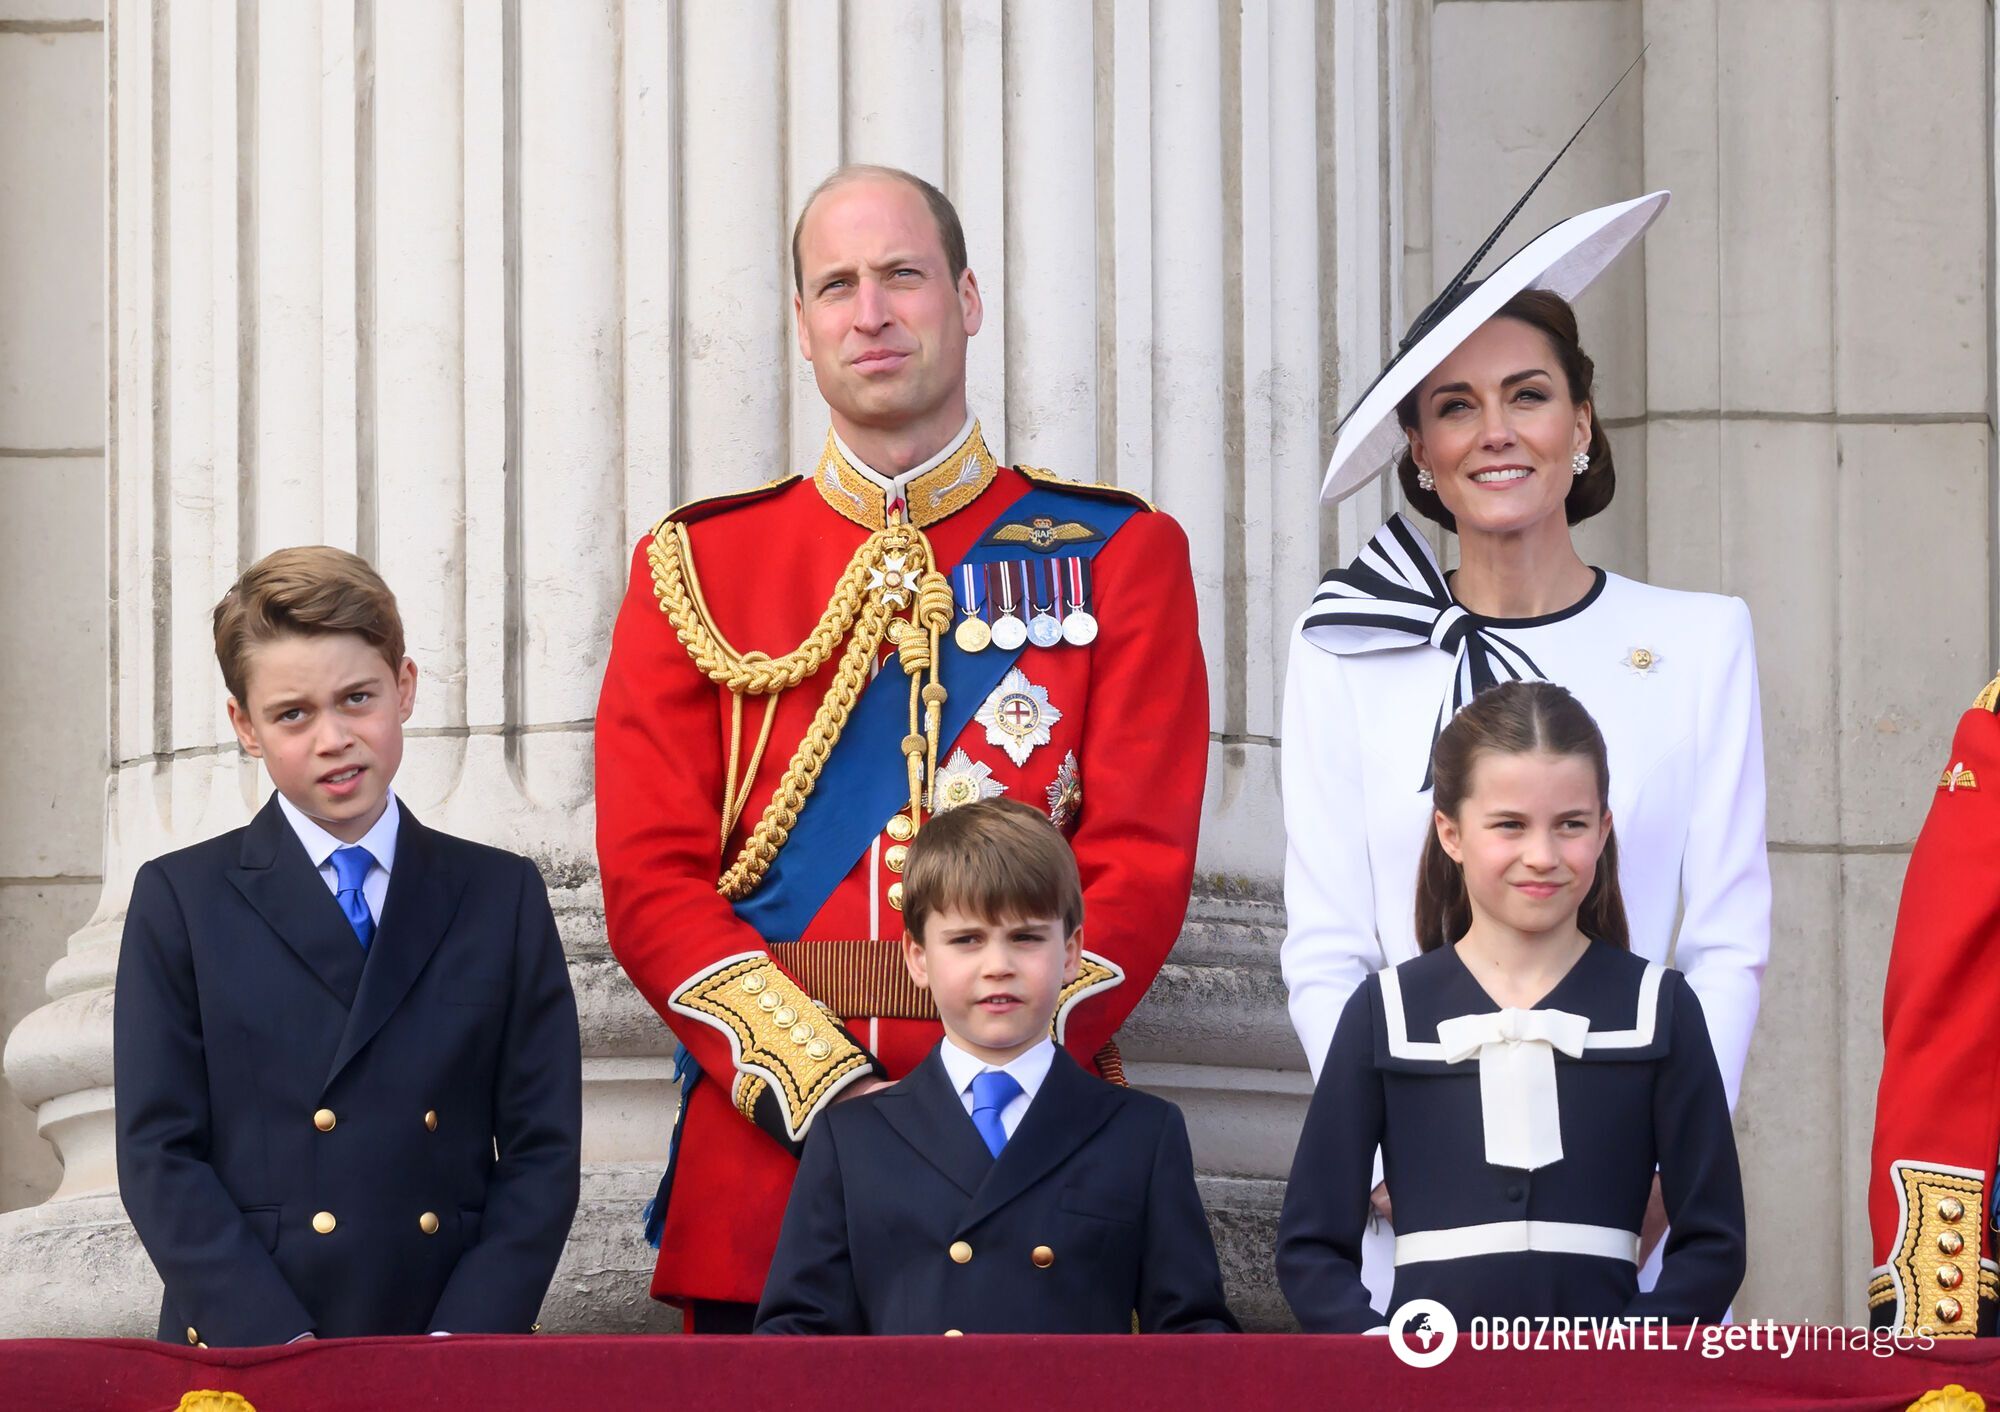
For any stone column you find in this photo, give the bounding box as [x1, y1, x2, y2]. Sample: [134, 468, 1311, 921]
[0, 0, 1395, 1333]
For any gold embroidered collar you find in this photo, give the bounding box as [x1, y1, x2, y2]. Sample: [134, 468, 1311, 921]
[814, 421, 999, 530]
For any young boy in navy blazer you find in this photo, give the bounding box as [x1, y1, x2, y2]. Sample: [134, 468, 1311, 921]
[754, 798, 1237, 1335]
[114, 547, 582, 1346]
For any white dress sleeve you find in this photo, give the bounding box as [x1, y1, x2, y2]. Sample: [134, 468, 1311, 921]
[1280, 629, 1388, 1080]
[1671, 596, 1770, 1110]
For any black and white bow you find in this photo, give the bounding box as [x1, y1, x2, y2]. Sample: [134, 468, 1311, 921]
[1300, 513, 1547, 790]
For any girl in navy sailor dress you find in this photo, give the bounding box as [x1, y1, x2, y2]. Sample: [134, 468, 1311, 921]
[1276, 681, 1746, 1332]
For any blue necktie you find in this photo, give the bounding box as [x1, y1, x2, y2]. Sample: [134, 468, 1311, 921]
[330, 845, 376, 950]
[969, 1069, 1023, 1158]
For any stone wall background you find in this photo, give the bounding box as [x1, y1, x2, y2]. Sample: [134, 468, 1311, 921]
[0, 0, 1993, 1333]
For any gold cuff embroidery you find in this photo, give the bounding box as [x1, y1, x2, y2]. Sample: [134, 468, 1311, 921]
[1889, 1161, 1985, 1337]
[1869, 1269, 1896, 1309]
[733, 1071, 769, 1125]
[670, 954, 874, 1141]
[1053, 951, 1125, 1045]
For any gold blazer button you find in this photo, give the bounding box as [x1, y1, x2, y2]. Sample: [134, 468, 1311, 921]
[420, 1212, 440, 1235]
[1031, 1245, 1055, 1268]
[313, 1108, 336, 1132]
[313, 1211, 337, 1235]
[948, 1240, 973, 1264]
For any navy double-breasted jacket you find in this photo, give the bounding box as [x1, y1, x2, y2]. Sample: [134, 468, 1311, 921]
[755, 1044, 1238, 1335]
[113, 795, 581, 1345]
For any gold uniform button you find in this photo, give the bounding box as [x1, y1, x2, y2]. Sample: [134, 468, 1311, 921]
[1031, 1245, 1055, 1269]
[420, 1212, 440, 1235]
[806, 1039, 833, 1061]
[313, 1211, 337, 1235]
[186, 1327, 199, 1345]
[885, 844, 910, 873]
[758, 992, 781, 1013]
[772, 1005, 798, 1029]
[313, 1108, 336, 1132]
[887, 814, 914, 843]
[790, 1023, 816, 1045]
[1940, 1196, 1966, 1223]
[1938, 1263, 1964, 1289]
[949, 1240, 973, 1265]
[944, 1328, 964, 1337]
[742, 973, 767, 995]
[1940, 1230, 1965, 1256]
[1937, 1296, 1963, 1324]
[424, 1110, 438, 1132]
[887, 882, 905, 911]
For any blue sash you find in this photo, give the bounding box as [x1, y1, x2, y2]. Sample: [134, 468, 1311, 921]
[730, 484, 1140, 940]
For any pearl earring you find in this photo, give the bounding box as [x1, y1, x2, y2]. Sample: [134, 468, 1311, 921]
[1571, 450, 1590, 476]
[1416, 466, 1435, 493]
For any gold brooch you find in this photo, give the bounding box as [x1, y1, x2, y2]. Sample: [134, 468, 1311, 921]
[1621, 646, 1663, 676]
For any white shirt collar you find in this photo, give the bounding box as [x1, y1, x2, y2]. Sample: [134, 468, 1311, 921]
[937, 1033, 1058, 1102]
[277, 788, 401, 873]
[831, 411, 977, 494]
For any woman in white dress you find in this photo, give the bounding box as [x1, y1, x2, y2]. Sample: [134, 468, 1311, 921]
[1280, 192, 1769, 1307]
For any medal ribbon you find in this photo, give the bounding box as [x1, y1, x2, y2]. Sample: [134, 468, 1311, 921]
[957, 564, 985, 622]
[989, 562, 1019, 623]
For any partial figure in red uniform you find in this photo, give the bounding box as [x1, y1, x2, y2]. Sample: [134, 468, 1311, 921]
[595, 165, 1208, 1330]
[1869, 670, 2000, 1336]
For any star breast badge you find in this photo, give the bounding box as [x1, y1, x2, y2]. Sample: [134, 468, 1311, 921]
[977, 667, 1062, 767]
[933, 748, 1009, 812]
[1046, 751, 1082, 828]
[868, 553, 915, 609]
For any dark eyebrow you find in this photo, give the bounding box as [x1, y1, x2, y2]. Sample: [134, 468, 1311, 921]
[1429, 369, 1552, 398]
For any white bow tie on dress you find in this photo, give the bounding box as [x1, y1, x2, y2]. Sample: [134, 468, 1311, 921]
[1434, 1007, 1590, 1172]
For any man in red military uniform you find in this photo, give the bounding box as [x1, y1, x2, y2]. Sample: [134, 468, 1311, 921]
[1869, 671, 2000, 1336]
[595, 164, 1208, 1329]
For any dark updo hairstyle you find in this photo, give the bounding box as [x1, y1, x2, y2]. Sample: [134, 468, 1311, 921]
[1414, 680, 1629, 953]
[1394, 287, 1617, 533]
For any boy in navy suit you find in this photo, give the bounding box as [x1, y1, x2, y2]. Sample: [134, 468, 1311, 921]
[114, 547, 581, 1345]
[754, 798, 1237, 1335]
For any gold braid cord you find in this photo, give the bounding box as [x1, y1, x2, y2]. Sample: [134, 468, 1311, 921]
[649, 515, 954, 899]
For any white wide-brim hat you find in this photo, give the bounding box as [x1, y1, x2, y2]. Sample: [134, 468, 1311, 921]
[1320, 189, 1670, 505]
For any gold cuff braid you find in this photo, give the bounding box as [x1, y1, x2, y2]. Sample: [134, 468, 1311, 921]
[670, 956, 874, 1142]
[1889, 1163, 1985, 1337]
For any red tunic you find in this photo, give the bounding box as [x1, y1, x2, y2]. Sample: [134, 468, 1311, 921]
[595, 454, 1208, 1307]
[1868, 677, 2000, 1335]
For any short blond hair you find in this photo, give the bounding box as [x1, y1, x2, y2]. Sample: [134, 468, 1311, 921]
[901, 798, 1083, 942]
[212, 546, 405, 704]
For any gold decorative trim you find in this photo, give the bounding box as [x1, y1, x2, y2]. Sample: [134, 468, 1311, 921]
[813, 424, 1001, 530]
[1016, 463, 1155, 513]
[1888, 1161, 1985, 1337]
[1052, 951, 1125, 1045]
[1975, 671, 2000, 714]
[770, 938, 937, 1020]
[660, 476, 800, 530]
[670, 954, 874, 1141]
[648, 516, 954, 900]
[733, 1070, 769, 1124]
[1869, 1269, 1896, 1309]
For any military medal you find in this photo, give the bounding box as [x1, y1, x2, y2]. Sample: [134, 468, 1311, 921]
[1060, 558, 1099, 646]
[1046, 750, 1083, 828]
[1027, 561, 1063, 648]
[953, 564, 991, 653]
[989, 562, 1029, 651]
[977, 667, 1061, 766]
[932, 747, 1008, 812]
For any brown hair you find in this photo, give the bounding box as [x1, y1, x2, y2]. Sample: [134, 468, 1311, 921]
[212, 546, 406, 705]
[791, 163, 969, 295]
[1395, 287, 1617, 532]
[1414, 680, 1629, 952]
[901, 798, 1084, 942]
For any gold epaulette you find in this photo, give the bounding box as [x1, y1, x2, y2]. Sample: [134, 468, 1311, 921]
[1886, 1161, 1985, 1336]
[657, 475, 801, 532]
[1974, 672, 2000, 714]
[670, 954, 875, 1141]
[1016, 464, 1156, 513]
